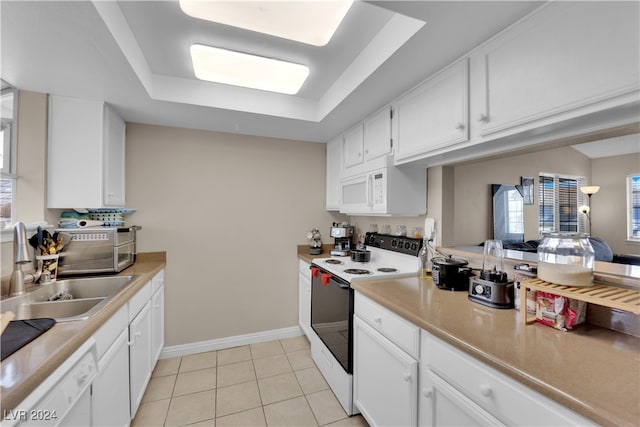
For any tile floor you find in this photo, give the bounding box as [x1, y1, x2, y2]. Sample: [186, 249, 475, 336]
[132, 336, 370, 427]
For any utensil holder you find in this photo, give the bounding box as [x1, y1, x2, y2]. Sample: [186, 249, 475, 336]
[37, 254, 59, 282]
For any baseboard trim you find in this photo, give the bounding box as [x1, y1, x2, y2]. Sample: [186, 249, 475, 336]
[159, 325, 304, 359]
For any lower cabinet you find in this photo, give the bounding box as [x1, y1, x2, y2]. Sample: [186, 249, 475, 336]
[91, 269, 166, 423]
[298, 260, 311, 337]
[354, 317, 418, 427]
[92, 329, 131, 427]
[129, 301, 152, 417]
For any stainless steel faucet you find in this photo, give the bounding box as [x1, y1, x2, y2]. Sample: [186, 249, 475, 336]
[9, 222, 36, 296]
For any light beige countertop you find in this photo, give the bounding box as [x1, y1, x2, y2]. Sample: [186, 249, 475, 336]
[351, 276, 640, 427]
[298, 245, 640, 426]
[0, 252, 166, 414]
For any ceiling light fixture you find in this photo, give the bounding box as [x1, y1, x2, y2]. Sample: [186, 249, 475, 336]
[190, 44, 310, 95]
[179, 0, 353, 46]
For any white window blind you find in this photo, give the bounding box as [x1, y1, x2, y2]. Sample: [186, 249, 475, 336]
[628, 175, 640, 241]
[538, 173, 586, 236]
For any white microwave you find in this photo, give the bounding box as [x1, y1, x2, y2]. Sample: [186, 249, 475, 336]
[338, 166, 427, 216]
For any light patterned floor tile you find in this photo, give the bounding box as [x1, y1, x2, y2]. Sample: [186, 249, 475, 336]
[216, 407, 266, 426]
[217, 345, 252, 366]
[142, 374, 176, 402]
[180, 351, 217, 373]
[216, 380, 262, 417]
[153, 357, 181, 377]
[306, 389, 348, 426]
[250, 340, 284, 359]
[173, 367, 217, 396]
[165, 389, 216, 426]
[253, 354, 293, 379]
[131, 398, 171, 427]
[263, 396, 318, 427]
[295, 367, 329, 395]
[217, 360, 256, 387]
[257, 373, 303, 405]
[280, 336, 310, 353]
[286, 349, 315, 371]
[325, 415, 370, 426]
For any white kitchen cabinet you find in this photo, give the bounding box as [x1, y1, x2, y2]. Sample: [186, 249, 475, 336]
[342, 106, 393, 179]
[129, 301, 152, 418]
[325, 136, 342, 211]
[48, 95, 126, 209]
[151, 270, 165, 363]
[420, 330, 596, 427]
[354, 293, 419, 427]
[363, 106, 392, 163]
[298, 260, 311, 337]
[470, 1, 640, 141]
[393, 60, 469, 165]
[92, 304, 130, 427]
[342, 124, 364, 170]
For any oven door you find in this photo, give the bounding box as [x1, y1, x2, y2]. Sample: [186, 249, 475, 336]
[310, 265, 353, 374]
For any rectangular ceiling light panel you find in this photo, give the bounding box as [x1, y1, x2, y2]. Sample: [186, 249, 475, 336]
[190, 44, 310, 94]
[180, 1, 353, 46]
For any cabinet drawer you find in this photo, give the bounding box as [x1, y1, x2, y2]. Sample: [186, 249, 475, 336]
[93, 304, 127, 360]
[423, 332, 595, 426]
[355, 293, 419, 358]
[128, 280, 152, 322]
[152, 269, 165, 294]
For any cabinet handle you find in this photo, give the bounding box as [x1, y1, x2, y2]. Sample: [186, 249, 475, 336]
[153, 304, 160, 308]
[422, 387, 433, 398]
[455, 122, 465, 130]
[402, 372, 412, 382]
[480, 384, 493, 397]
[373, 316, 382, 325]
[477, 114, 489, 123]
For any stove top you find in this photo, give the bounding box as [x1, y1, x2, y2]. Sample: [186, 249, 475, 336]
[312, 233, 422, 283]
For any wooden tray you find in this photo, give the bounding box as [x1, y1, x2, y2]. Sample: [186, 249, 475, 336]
[520, 278, 640, 324]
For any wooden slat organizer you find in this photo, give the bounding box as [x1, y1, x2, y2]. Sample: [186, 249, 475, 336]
[520, 278, 640, 324]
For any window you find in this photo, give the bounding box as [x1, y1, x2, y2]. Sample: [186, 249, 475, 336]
[539, 173, 586, 235]
[628, 175, 640, 241]
[1, 80, 17, 230]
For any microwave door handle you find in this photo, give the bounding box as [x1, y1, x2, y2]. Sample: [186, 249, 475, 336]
[366, 173, 373, 207]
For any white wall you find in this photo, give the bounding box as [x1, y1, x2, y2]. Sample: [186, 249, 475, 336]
[125, 124, 341, 346]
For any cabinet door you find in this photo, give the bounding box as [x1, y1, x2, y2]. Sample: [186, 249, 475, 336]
[151, 286, 164, 364]
[354, 317, 418, 427]
[476, 2, 640, 137]
[393, 59, 469, 164]
[103, 104, 126, 207]
[93, 329, 131, 427]
[343, 124, 364, 169]
[419, 371, 504, 427]
[298, 271, 311, 337]
[48, 95, 104, 208]
[129, 301, 152, 418]
[363, 107, 391, 162]
[325, 136, 343, 210]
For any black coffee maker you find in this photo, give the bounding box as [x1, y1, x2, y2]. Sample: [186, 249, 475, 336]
[330, 222, 354, 256]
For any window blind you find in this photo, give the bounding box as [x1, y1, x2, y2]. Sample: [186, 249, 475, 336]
[538, 174, 585, 236]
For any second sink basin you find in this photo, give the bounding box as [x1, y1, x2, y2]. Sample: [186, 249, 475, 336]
[1, 274, 139, 322]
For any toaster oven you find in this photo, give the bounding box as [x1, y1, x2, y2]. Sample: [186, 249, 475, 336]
[56, 226, 140, 276]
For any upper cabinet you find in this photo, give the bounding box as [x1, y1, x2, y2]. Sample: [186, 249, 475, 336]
[470, 1, 640, 141]
[393, 59, 469, 165]
[342, 106, 393, 179]
[48, 95, 126, 208]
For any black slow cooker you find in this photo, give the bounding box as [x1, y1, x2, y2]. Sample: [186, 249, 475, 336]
[432, 256, 473, 291]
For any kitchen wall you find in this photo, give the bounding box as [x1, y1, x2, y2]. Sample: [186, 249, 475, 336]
[125, 124, 341, 347]
[592, 153, 640, 254]
[1, 91, 48, 284]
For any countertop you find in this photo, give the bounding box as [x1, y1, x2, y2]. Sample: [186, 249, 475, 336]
[0, 252, 166, 414]
[298, 245, 640, 426]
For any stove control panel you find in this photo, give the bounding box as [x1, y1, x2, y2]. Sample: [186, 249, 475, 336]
[364, 233, 422, 257]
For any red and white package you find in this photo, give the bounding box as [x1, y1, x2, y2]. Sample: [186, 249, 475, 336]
[535, 291, 586, 331]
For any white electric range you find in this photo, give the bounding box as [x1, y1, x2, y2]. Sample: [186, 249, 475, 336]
[309, 232, 423, 415]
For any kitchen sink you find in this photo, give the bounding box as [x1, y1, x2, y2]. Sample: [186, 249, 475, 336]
[1, 275, 139, 322]
[16, 298, 106, 322]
